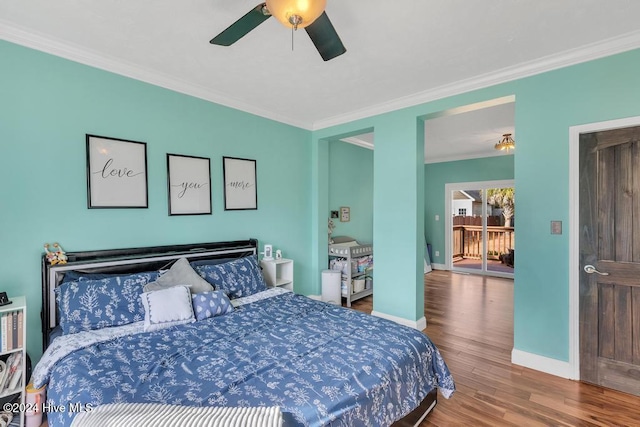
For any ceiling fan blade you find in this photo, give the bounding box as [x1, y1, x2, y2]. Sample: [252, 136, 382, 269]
[210, 4, 271, 46]
[305, 12, 346, 61]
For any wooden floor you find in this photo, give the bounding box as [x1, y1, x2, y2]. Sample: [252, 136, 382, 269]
[350, 270, 640, 427]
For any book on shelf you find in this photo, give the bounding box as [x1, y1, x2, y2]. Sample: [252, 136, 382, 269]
[11, 313, 17, 353]
[5, 312, 12, 351]
[16, 312, 22, 349]
[0, 311, 23, 352]
[1, 314, 6, 353]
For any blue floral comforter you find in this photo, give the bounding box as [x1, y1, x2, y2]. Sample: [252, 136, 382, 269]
[35, 289, 455, 426]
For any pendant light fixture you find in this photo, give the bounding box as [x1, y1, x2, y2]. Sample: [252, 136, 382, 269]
[495, 133, 515, 152]
[265, 0, 327, 30]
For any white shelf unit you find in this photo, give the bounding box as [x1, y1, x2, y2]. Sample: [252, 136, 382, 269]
[260, 258, 294, 291]
[328, 242, 373, 307]
[0, 296, 26, 427]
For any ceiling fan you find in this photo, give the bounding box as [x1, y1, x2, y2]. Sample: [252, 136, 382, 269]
[210, 0, 346, 61]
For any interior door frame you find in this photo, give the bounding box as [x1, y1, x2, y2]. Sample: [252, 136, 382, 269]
[445, 179, 514, 277]
[568, 114, 640, 380]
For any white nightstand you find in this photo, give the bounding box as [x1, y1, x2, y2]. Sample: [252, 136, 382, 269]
[260, 258, 294, 291]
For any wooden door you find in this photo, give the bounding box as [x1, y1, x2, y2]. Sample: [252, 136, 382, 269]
[579, 126, 640, 396]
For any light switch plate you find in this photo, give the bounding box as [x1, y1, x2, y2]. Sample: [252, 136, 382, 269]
[551, 220, 562, 235]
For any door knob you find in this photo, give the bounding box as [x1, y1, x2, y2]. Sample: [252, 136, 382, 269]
[584, 265, 609, 276]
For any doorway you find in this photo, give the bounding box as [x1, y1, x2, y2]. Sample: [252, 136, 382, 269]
[445, 180, 515, 278]
[576, 124, 640, 396]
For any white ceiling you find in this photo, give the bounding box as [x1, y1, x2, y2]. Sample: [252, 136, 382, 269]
[423, 100, 515, 163]
[2, 1, 640, 160]
[341, 99, 515, 163]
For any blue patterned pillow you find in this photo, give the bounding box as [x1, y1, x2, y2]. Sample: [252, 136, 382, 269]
[56, 272, 157, 335]
[191, 290, 234, 321]
[194, 255, 267, 299]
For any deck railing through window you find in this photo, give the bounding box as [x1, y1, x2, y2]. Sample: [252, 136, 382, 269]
[452, 225, 514, 260]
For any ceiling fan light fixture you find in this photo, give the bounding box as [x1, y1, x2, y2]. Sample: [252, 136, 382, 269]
[265, 0, 327, 30]
[495, 133, 515, 151]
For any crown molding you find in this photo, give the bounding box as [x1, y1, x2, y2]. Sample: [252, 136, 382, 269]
[340, 136, 374, 150]
[425, 152, 511, 165]
[4, 19, 640, 133]
[0, 20, 311, 130]
[312, 30, 640, 130]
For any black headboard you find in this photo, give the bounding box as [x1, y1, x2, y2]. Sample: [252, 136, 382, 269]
[41, 239, 258, 351]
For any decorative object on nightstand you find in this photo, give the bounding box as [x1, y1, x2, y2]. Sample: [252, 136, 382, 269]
[262, 244, 273, 261]
[260, 258, 293, 291]
[275, 249, 282, 260]
[0, 294, 11, 308]
[0, 296, 27, 427]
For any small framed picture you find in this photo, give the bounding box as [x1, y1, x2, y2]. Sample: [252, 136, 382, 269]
[167, 154, 212, 216]
[264, 244, 273, 260]
[86, 134, 148, 208]
[340, 206, 350, 222]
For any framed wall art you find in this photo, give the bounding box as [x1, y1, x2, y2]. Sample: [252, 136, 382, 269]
[86, 134, 148, 208]
[340, 206, 350, 222]
[222, 156, 257, 210]
[167, 154, 212, 215]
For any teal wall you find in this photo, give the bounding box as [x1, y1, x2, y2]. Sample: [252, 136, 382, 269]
[313, 48, 640, 364]
[0, 40, 313, 361]
[511, 49, 640, 359]
[424, 155, 514, 265]
[373, 115, 425, 322]
[314, 116, 426, 324]
[328, 141, 373, 243]
[6, 34, 640, 369]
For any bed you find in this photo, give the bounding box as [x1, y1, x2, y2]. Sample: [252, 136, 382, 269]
[35, 239, 455, 426]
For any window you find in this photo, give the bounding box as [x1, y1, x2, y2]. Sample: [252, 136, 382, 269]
[458, 208, 467, 216]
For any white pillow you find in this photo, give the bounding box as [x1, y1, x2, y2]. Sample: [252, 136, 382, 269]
[140, 285, 195, 332]
[144, 257, 213, 294]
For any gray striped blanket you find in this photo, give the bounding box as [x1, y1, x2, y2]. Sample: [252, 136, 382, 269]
[70, 404, 283, 427]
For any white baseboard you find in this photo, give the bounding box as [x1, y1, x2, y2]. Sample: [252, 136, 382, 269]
[372, 311, 427, 330]
[511, 348, 573, 379]
[310, 294, 428, 331]
[431, 263, 447, 270]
